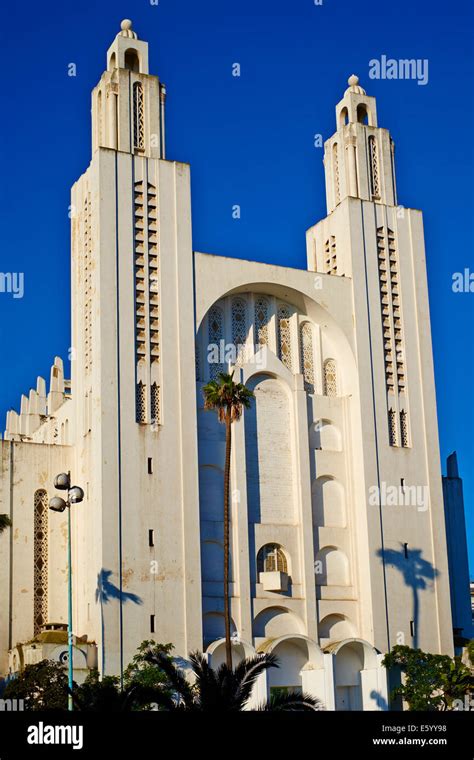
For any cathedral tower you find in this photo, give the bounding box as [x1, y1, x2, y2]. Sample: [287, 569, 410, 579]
[306, 76, 453, 654]
[70, 20, 202, 675]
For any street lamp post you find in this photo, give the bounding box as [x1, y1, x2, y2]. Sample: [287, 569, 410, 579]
[49, 472, 84, 712]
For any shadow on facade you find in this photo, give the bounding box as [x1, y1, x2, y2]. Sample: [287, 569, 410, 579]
[95, 569, 143, 672]
[377, 546, 439, 649]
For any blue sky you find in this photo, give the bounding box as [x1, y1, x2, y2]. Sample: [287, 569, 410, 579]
[1, 0, 473, 573]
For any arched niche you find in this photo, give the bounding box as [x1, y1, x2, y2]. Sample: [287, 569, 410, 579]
[315, 546, 350, 586]
[319, 613, 355, 642]
[253, 606, 305, 640]
[330, 639, 381, 711]
[312, 477, 346, 528]
[339, 106, 349, 127]
[245, 374, 295, 524]
[357, 103, 369, 124]
[309, 419, 342, 451]
[124, 48, 140, 72]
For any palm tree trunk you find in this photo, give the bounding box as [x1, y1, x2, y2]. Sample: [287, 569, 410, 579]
[223, 407, 232, 669]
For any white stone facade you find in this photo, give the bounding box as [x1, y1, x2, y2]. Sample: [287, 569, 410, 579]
[0, 21, 456, 710]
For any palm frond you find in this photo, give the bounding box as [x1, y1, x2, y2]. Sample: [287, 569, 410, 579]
[233, 653, 280, 707]
[258, 690, 326, 711]
[144, 650, 195, 709]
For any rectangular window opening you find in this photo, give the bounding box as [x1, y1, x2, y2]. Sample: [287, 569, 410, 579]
[147, 457, 153, 474]
[150, 614, 155, 633]
[148, 529, 154, 547]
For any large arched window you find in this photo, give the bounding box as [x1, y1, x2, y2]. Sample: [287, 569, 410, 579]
[133, 82, 145, 150]
[257, 543, 288, 574]
[277, 304, 293, 371]
[323, 358, 337, 397]
[299, 321, 315, 393]
[34, 490, 48, 635]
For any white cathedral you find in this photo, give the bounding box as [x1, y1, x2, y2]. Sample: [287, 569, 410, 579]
[0, 20, 459, 710]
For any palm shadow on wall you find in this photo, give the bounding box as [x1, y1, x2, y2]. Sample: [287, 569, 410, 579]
[376, 546, 439, 649]
[95, 568, 143, 673]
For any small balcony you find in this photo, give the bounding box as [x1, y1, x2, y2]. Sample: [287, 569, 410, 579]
[259, 571, 289, 592]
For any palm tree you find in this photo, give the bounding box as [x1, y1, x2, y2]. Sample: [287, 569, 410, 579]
[145, 649, 325, 711]
[0, 514, 11, 534]
[202, 372, 254, 668]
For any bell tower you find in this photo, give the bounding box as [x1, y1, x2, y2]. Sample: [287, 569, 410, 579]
[323, 75, 397, 214]
[306, 75, 454, 656]
[91, 19, 166, 158]
[70, 20, 202, 676]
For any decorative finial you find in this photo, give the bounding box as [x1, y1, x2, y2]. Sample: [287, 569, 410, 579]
[119, 19, 137, 39]
[345, 74, 366, 96]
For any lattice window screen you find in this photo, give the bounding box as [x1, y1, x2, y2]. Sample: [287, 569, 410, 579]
[300, 322, 315, 393]
[333, 143, 340, 205]
[151, 382, 160, 425]
[208, 305, 224, 380]
[400, 410, 409, 447]
[133, 82, 145, 150]
[277, 304, 293, 371]
[388, 409, 398, 446]
[324, 236, 337, 275]
[83, 192, 92, 373]
[254, 296, 269, 347]
[136, 381, 146, 423]
[34, 490, 48, 635]
[323, 358, 337, 397]
[231, 298, 247, 365]
[369, 136, 380, 198]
